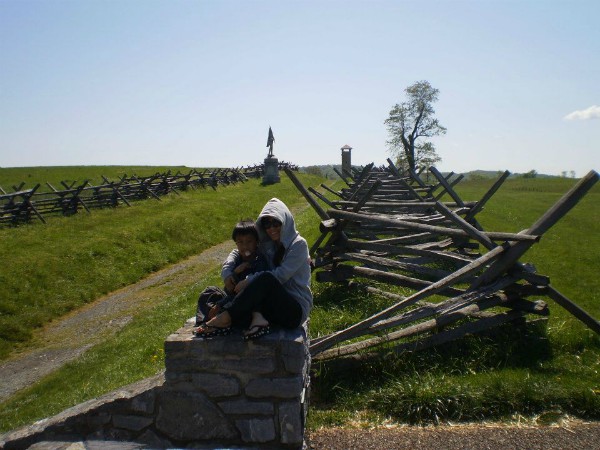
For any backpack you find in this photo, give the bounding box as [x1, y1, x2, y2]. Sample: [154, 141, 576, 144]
[195, 286, 229, 326]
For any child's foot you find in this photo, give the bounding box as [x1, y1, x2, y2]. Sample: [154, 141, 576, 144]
[194, 324, 232, 338]
[206, 311, 232, 328]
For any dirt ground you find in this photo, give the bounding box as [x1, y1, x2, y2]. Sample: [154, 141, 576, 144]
[305, 421, 600, 449]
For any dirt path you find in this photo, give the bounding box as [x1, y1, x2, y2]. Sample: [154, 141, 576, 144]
[0, 240, 233, 402]
[306, 420, 600, 449]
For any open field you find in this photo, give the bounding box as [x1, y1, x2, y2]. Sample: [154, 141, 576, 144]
[0, 168, 324, 359]
[0, 166, 193, 193]
[0, 168, 598, 433]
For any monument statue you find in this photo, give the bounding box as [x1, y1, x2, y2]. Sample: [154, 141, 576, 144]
[266, 126, 275, 158]
[263, 126, 280, 184]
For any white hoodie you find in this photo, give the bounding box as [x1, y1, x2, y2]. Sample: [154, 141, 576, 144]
[246, 198, 313, 323]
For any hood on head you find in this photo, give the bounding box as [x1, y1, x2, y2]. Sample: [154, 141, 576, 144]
[257, 198, 298, 248]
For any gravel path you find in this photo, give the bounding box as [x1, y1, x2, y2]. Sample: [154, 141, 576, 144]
[0, 240, 232, 401]
[306, 421, 600, 449]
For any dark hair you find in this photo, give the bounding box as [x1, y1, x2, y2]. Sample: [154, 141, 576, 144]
[232, 219, 259, 241]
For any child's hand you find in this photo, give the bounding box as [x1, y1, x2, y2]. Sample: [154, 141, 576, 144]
[234, 278, 250, 294]
[224, 276, 236, 293]
[234, 262, 251, 274]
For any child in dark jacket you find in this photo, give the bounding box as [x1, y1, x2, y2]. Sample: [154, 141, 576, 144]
[193, 220, 268, 331]
[197, 198, 313, 340]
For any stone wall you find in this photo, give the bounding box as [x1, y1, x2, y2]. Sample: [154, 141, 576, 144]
[0, 319, 310, 449]
[163, 319, 310, 448]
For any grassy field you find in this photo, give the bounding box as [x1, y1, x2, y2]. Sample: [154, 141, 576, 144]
[0, 167, 324, 359]
[0, 168, 598, 432]
[0, 165, 193, 192]
[309, 175, 600, 426]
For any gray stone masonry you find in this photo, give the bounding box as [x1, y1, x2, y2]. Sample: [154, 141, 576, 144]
[0, 318, 310, 449]
[262, 157, 280, 184]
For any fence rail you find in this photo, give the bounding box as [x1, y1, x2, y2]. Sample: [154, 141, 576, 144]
[0, 162, 298, 226]
[284, 161, 599, 365]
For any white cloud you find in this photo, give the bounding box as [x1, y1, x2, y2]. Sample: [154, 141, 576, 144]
[563, 105, 600, 121]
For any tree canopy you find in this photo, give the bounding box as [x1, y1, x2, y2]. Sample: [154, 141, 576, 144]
[384, 80, 446, 172]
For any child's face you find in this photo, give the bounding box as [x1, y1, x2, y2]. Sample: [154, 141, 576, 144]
[235, 234, 258, 260]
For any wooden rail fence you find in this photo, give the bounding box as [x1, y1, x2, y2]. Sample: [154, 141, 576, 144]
[0, 162, 298, 227]
[284, 162, 599, 365]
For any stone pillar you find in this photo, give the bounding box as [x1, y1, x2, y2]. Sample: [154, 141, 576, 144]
[262, 157, 281, 184]
[162, 319, 310, 449]
[341, 144, 352, 176]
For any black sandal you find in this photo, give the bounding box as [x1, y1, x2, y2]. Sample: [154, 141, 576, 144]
[243, 324, 271, 341]
[194, 324, 232, 338]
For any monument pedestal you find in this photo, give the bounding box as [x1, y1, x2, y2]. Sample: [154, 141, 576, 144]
[263, 157, 280, 185]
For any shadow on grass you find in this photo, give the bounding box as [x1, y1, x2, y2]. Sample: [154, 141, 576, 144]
[308, 317, 600, 424]
[309, 280, 600, 425]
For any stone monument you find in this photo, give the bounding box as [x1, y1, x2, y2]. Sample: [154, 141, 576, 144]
[263, 126, 280, 184]
[341, 144, 352, 176]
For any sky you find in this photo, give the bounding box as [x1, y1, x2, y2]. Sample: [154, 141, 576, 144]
[0, 0, 598, 177]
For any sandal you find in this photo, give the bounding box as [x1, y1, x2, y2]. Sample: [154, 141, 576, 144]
[243, 324, 271, 341]
[194, 324, 232, 338]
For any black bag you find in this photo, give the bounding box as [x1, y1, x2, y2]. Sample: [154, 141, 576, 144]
[195, 286, 228, 326]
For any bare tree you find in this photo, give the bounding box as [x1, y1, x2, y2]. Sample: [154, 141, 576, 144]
[384, 80, 446, 171]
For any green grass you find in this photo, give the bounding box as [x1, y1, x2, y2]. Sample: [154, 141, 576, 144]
[0, 169, 324, 358]
[0, 172, 599, 433]
[0, 165, 193, 192]
[0, 168, 327, 432]
[308, 175, 600, 427]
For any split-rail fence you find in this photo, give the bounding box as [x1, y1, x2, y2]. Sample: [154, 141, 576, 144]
[0, 162, 297, 227]
[284, 162, 599, 365]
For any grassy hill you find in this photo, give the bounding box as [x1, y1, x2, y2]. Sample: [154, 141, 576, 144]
[0, 168, 325, 358]
[0, 167, 598, 432]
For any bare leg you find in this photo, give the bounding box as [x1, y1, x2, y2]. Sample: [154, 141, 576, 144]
[206, 311, 232, 328]
[193, 310, 233, 337]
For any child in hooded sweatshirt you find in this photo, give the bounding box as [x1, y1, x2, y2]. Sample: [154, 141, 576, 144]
[195, 198, 313, 340]
[193, 219, 268, 331]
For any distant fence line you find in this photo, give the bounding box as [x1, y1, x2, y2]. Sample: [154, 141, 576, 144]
[0, 162, 298, 227]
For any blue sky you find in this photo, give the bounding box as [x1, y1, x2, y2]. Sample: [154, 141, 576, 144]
[1, 0, 598, 176]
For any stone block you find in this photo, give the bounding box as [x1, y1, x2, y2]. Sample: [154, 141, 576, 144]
[85, 412, 111, 429]
[281, 343, 309, 375]
[156, 390, 237, 441]
[164, 337, 189, 355]
[245, 376, 303, 399]
[218, 398, 274, 415]
[235, 418, 275, 443]
[191, 373, 241, 397]
[112, 414, 154, 432]
[218, 357, 276, 374]
[137, 429, 173, 449]
[164, 357, 220, 373]
[129, 389, 156, 414]
[279, 402, 303, 445]
[164, 370, 191, 384]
